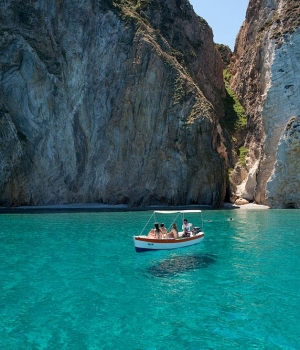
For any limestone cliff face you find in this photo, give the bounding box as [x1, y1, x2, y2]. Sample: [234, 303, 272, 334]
[230, 0, 300, 208]
[266, 116, 300, 208]
[0, 0, 225, 207]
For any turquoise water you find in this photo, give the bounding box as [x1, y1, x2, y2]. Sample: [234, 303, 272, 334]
[0, 209, 300, 349]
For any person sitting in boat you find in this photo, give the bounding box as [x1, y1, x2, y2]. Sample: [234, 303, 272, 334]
[167, 223, 178, 239]
[181, 228, 191, 237]
[160, 223, 167, 238]
[182, 219, 192, 236]
[147, 223, 161, 239]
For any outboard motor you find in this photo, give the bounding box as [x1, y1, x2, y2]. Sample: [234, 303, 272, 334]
[193, 227, 201, 234]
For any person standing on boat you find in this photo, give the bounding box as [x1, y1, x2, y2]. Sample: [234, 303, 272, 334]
[147, 223, 162, 239]
[167, 223, 178, 239]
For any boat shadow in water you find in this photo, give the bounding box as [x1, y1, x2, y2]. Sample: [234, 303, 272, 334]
[148, 253, 217, 278]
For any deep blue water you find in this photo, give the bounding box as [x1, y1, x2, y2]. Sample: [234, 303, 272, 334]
[0, 209, 299, 349]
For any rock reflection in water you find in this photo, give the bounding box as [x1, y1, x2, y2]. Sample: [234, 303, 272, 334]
[148, 253, 217, 277]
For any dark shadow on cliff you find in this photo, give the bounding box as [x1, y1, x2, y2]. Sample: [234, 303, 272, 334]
[222, 91, 241, 133]
[221, 69, 246, 138]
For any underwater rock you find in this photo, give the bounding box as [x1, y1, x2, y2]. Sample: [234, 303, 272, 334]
[148, 253, 217, 277]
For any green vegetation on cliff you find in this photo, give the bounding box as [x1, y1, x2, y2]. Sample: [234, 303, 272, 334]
[238, 146, 248, 167]
[221, 69, 246, 135]
[215, 44, 232, 68]
[112, 0, 151, 12]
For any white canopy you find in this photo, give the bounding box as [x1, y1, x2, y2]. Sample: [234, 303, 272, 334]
[154, 210, 202, 214]
[138, 209, 203, 235]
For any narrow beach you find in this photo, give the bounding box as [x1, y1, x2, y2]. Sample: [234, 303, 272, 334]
[0, 202, 269, 214]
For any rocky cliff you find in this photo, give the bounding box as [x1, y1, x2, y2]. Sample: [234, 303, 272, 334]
[230, 0, 300, 208]
[0, 0, 226, 207]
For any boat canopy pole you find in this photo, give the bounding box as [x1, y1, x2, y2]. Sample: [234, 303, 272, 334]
[139, 211, 155, 236]
[139, 210, 204, 235]
[163, 211, 183, 232]
[173, 212, 183, 227]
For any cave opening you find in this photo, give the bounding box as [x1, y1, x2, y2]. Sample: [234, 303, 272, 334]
[283, 202, 297, 209]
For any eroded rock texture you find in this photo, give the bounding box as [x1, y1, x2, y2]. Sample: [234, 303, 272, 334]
[267, 116, 300, 208]
[230, 0, 300, 208]
[0, 0, 225, 207]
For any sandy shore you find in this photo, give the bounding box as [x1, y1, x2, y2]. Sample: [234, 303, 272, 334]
[223, 202, 270, 210]
[0, 202, 269, 213]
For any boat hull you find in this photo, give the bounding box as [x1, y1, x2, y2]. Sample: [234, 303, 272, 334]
[133, 233, 204, 252]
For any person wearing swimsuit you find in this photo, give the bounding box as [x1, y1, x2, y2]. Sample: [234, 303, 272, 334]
[147, 223, 162, 239]
[167, 223, 179, 239]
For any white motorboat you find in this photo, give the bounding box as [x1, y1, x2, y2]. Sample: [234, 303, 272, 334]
[133, 210, 204, 252]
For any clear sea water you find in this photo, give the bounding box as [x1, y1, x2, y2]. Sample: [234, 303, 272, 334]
[0, 209, 300, 350]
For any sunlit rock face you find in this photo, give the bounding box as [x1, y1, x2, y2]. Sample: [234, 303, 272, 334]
[0, 0, 226, 207]
[266, 116, 300, 209]
[230, 0, 300, 208]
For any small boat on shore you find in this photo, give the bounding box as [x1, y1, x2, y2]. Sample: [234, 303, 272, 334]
[133, 210, 204, 253]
